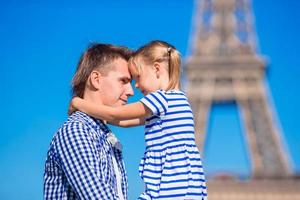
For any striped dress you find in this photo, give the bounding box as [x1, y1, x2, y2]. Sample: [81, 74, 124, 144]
[139, 89, 207, 200]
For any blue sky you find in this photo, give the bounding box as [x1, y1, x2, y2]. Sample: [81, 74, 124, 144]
[1, 0, 299, 199]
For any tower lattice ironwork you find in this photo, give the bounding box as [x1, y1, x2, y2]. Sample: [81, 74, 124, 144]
[185, 0, 291, 179]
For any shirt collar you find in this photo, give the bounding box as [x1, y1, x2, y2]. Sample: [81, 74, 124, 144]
[70, 111, 122, 150]
[70, 111, 110, 135]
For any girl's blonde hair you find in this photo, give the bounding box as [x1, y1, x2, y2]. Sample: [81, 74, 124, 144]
[129, 40, 181, 90]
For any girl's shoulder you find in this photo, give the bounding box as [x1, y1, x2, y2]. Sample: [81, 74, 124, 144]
[159, 89, 187, 98]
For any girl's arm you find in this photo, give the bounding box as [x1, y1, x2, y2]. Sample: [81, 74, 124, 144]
[109, 118, 145, 127]
[71, 97, 151, 122]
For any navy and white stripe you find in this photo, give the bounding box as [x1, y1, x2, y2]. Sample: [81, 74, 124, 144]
[44, 111, 128, 200]
[139, 90, 207, 200]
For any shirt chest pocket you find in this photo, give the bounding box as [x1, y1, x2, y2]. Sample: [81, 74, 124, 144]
[94, 132, 115, 184]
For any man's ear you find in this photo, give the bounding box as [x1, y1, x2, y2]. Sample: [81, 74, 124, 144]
[88, 70, 102, 90]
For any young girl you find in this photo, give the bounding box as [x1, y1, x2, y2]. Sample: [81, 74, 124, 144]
[70, 40, 207, 200]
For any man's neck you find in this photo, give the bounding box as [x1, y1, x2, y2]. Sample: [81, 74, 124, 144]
[81, 91, 107, 124]
[83, 90, 103, 107]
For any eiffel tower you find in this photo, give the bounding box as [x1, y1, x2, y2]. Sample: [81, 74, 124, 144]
[185, 0, 300, 199]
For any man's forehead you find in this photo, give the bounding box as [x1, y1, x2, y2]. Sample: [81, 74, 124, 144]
[108, 58, 127, 69]
[107, 58, 132, 78]
[100, 58, 126, 72]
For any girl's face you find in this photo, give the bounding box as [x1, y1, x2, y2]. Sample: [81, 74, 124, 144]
[129, 60, 160, 95]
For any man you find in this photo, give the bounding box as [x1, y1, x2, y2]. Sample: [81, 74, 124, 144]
[44, 43, 134, 199]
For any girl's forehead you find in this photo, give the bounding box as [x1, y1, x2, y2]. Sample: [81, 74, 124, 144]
[129, 57, 146, 72]
[129, 62, 140, 76]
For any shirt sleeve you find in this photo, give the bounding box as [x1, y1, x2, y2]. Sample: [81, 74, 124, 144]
[140, 90, 168, 117]
[55, 121, 119, 200]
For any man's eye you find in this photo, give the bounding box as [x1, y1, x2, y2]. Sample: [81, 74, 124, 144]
[121, 79, 129, 84]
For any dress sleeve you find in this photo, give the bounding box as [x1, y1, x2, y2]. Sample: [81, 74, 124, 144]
[140, 90, 168, 117]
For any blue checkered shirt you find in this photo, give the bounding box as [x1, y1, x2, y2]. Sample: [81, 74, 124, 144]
[44, 111, 128, 199]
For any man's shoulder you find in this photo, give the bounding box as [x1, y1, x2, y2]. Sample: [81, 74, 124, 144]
[60, 111, 92, 133]
[63, 111, 88, 127]
[50, 111, 106, 145]
[63, 111, 107, 134]
[50, 112, 90, 141]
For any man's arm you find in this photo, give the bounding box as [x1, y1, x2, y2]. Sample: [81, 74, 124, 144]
[55, 121, 119, 199]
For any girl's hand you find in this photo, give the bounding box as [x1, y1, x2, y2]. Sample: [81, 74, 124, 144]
[68, 97, 81, 116]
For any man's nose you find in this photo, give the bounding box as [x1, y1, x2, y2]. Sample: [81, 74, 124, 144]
[126, 83, 134, 96]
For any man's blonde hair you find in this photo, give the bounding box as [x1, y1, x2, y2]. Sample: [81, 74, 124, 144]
[72, 43, 133, 98]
